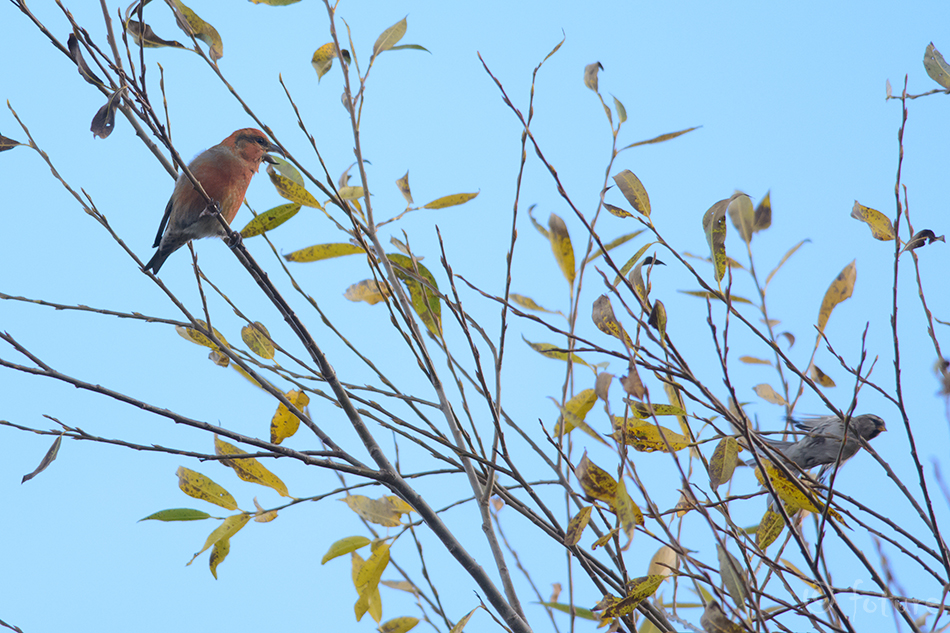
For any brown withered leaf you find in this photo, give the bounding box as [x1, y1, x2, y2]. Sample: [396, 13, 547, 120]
[0, 134, 22, 152]
[67, 33, 102, 86]
[125, 20, 186, 50]
[21, 433, 64, 483]
[620, 357, 645, 399]
[901, 229, 945, 254]
[90, 87, 126, 139]
[583, 61, 603, 92]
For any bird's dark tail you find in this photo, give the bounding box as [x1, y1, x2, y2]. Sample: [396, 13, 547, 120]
[144, 247, 173, 274]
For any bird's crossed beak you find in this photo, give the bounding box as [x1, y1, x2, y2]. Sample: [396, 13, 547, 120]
[262, 141, 286, 165]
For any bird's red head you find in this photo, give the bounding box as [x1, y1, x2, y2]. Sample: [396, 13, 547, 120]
[223, 128, 284, 168]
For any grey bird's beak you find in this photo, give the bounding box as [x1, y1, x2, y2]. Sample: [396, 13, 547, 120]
[262, 140, 286, 164]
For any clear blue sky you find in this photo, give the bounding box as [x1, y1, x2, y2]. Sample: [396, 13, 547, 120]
[2, 1, 949, 631]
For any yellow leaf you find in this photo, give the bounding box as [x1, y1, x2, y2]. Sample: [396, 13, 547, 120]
[592, 295, 632, 347]
[756, 508, 785, 549]
[209, 534, 230, 579]
[284, 242, 365, 263]
[591, 528, 619, 550]
[613, 421, 691, 453]
[663, 383, 693, 447]
[816, 260, 856, 335]
[232, 362, 272, 390]
[271, 389, 309, 444]
[322, 535, 371, 564]
[176, 466, 238, 510]
[380, 580, 419, 594]
[449, 607, 482, 633]
[342, 495, 405, 527]
[648, 299, 667, 345]
[754, 190, 772, 232]
[556, 389, 597, 436]
[739, 356, 771, 365]
[171, 0, 223, 60]
[647, 545, 678, 580]
[612, 95, 627, 123]
[679, 290, 754, 305]
[510, 293, 560, 315]
[810, 364, 836, 388]
[338, 185, 365, 201]
[574, 453, 618, 505]
[755, 462, 846, 524]
[850, 201, 895, 241]
[241, 322, 275, 360]
[383, 495, 415, 515]
[344, 279, 390, 305]
[629, 255, 664, 311]
[717, 544, 748, 605]
[311, 42, 339, 80]
[564, 506, 592, 546]
[604, 203, 633, 218]
[727, 192, 755, 244]
[626, 402, 687, 418]
[612, 170, 651, 217]
[355, 542, 390, 594]
[395, 171, 413, 205]
[379, 616, 419, 633]
[267, 165, 323, 208]
[613, 479, 644, 540]
[548, 213, 576, 285]
[523, 337, 590, 368]
[190, 514, 249, 563]
[622, 126, 700, 150]
[214, 436, 291, 498]
[766, 238, 810, 287]
[252, 497, 278, 523]
[753, 383, 787, 405]
[422, 191, 479, 209]
[240, 203, 301, 238]
[703, 194, 745, 283]
[587, 230, 645, 263]
[709, 437, 739, 489]
[176, 320, 228, 351]
[602, 575, 666, 617]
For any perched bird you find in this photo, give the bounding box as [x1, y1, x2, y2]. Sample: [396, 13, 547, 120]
[144, 128, 283, 273]
[762, 413, 886, 480]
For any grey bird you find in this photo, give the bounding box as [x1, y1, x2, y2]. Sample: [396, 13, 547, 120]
[762, 413, 886, 480]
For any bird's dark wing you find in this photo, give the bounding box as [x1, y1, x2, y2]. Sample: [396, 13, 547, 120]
[152, 197, 173, 248]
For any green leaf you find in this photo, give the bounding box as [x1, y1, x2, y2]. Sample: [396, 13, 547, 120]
[388, 254, 442, 336]
[373, 16, 407, 57]
[284, 242, 365, 263]
[139, 508, 212, 522]
[240, 203, 301, 238]
[924, 42, 950, 89]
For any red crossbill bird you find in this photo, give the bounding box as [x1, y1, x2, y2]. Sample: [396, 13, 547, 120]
[144, 128, 283, 273]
